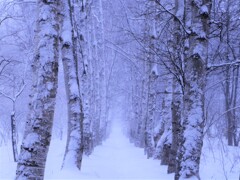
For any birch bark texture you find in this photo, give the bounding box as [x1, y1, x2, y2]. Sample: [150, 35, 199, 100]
[176, 0, 212, 179]
[168, 0, 184, 174]
[145, 64, 158, 158]
[16, 0, 59, 179]
[11, 111, 18, 162]
[60, 0, 84, 170]
[75, 0, 93, 155]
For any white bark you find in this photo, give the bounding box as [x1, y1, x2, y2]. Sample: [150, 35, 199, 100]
[154, 78, 173, 162]
[60, 0, 84, 170]
[145, 66, 158, 158]
[11, 111, 18, 162]
[168, 0, 184, 174]
[77, 0, 93, 155]
[176, 0, 211, 179]
[93, 0, 108, 142]
[16, 0, 59, 179]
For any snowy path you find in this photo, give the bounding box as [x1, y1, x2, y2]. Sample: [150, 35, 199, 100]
[0, 124, 173, 180]
[46, 124, 173, 180]
[1, 124, 239, 179]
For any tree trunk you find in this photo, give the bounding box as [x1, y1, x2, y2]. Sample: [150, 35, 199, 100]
[11, 111, 18, 162]
[175, 0, 211, 179]
[160, 78, 172, 165]
[145, 71, 158, 158]
[61, 0, 84, 170]
[98, 0, 108, 141]
[168, 79, 182, 173]
[144, 9, 158, 158]
[168, 0, 184, 174]
[91, 12, 101, 147]
[224, 66, 239, 146]
[232, 66, 239, 146]
[16, 0, 59, 179]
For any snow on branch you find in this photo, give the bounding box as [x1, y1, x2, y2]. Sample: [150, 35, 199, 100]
[207, 59, 240, 71]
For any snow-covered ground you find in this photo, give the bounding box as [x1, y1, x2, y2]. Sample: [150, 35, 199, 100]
[0, 123, 239, 180]
[0, 123, 173, 180]
[46, 124, 173, 180]
[200, 138, 240, 180]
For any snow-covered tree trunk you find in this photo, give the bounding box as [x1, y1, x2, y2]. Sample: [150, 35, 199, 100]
[84, 8, 98, 151]
[130, 74, 143, 146]
[91, 8, 102, 147]
[168, 78, 182, 174]
[97, 0, 108, 141]
[60, 0, 84, 170]
[133, 22, 151, 148]
[145, 65, 158, 158]
[16, 0, 59, 179]
[153, 78, 172, 161]
[84, 11, 95, 154]
[176, 0, 212, 179]
[129, 69, 140, 143]
[168, 0, 184, 174]
[87, 0, 109, 144]
[144, 17, 158, 157]
[137, 78, 147, 148]
[72, 0, 93, 155]
[11, 110, 18, 162]
[160, 78, 172, 165]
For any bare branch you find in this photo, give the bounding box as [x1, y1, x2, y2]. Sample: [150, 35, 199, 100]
[153, 0, 191, 35]
[207, 60, 240, 71]
[0, 90, 14, 102]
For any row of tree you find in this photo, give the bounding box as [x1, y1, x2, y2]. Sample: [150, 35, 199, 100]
[0, 0, 111, 179]
[117, 0, 240, 179]
[0, 0, 239, 179]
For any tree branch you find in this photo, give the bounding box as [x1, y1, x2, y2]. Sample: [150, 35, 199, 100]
[207, 60, 240, 71]
[153, 0, 191, 35]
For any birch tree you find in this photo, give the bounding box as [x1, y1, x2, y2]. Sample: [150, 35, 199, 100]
[97, 0, 108, 141]
[89, 0, 109, 146]
[60, 0, 84, 170]
[159, 78, 172, 165]
[16, 0, 60, 179]
[168, 0, 184, 174]
[145, 64, 158, 158]
[91, 10, 102, 146]
[176, 0, 212, 179]
[76, 0, 93, 155]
